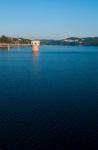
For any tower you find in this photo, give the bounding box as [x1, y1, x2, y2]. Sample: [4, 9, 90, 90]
[31, 41, 40, 52]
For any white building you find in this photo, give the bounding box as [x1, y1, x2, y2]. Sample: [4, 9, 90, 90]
[31, 41, 40, 52]
[31, 41, 40, 46]
[64, 39, 79, 42]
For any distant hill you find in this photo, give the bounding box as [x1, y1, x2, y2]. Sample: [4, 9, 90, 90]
[41, 37, 98, 46]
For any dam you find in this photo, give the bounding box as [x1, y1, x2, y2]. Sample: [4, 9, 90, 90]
[0, 41, 40, 52]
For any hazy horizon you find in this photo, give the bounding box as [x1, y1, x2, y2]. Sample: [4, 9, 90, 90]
[0, 0, 98, 39]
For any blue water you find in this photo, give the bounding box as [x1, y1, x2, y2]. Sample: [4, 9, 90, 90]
[0, 46, 98, 150]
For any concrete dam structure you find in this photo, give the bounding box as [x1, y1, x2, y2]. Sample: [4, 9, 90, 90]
[31, 41, 40, 53]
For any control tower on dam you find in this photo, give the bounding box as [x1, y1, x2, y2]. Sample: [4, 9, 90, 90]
[31, 41, 40, 52]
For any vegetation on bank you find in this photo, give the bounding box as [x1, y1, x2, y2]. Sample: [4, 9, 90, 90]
[0, 35, 98, 46]
[0, 35, 31, 44]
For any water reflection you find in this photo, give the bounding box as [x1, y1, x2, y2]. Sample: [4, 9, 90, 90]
[32, 45, 40, 53]
[32, 49, 40, 73]
[32, 50, 39, 57]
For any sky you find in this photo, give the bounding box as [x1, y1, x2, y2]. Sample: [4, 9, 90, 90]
[0, 0, 98, 39]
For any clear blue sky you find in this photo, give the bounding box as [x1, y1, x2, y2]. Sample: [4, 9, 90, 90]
[0, 0, 98, 39]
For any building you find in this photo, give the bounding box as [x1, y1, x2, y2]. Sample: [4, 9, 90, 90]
[64, 39, 79, 43]
[31, 41, 40, 52]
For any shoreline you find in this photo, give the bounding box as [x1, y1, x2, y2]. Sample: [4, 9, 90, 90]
[0, 43, 31, 48]
[0, 43, 98, 49]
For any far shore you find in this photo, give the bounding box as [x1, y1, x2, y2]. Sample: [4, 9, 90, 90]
[0, 43, 31, 48]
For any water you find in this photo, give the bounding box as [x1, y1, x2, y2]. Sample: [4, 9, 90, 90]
[0, 46, 98, 150]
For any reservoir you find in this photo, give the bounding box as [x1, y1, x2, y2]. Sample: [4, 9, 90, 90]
[0, 46, 98, 150]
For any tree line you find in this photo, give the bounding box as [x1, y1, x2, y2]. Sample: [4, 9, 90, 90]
[0, 35, 31, 44]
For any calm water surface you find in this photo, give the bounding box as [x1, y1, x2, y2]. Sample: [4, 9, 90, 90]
[0, 46, 98, 150]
